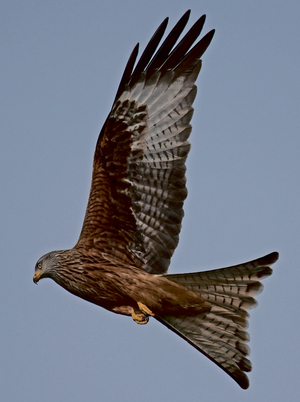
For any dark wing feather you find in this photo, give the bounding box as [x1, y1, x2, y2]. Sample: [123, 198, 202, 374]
[160, 14, 206, 73]
[75, 12, 215, 273]
[114, 44, 139, 103]
[145, 10, 191, 76]
[128, 17, 169, 88]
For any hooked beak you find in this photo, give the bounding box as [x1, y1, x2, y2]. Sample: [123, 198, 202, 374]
[33, 271, 42, 284]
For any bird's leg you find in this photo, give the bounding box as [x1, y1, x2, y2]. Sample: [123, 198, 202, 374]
[137, 302, 155, 317]
[131, 302, 155, 325]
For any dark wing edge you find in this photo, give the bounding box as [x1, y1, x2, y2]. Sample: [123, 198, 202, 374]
[156, 252, 279, 389]
[76, 12, 215, 274]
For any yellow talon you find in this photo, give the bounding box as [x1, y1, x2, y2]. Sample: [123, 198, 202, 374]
[131, 302, 155, 324]
[132, 310, 149, 325]
[137, 302, 155, 317]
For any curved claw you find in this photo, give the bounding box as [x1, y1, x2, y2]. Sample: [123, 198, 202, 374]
[132, 310, 149, 325]
[137, 302, 155, 317]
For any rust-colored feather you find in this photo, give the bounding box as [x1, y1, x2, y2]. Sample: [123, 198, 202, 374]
[34, 11, 277, 390]
[75, 13, 215, 274]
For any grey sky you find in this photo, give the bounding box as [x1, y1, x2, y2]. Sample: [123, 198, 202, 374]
[1, 1, 300, 401]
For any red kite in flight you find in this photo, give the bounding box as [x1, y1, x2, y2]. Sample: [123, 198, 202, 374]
[34, 11, 278, 389]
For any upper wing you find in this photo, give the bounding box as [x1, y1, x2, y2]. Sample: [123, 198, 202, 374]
[75, 11, 215, 274]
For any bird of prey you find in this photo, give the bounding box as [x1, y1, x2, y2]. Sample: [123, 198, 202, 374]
[33, 10, 278, 389]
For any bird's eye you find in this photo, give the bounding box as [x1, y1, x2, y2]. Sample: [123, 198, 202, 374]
[37, 262, 42, 269]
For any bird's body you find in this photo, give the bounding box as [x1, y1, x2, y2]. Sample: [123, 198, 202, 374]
[34, 11, 278, 389]
[35, 249, 211, 318]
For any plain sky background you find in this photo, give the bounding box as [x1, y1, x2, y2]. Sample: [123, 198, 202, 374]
[1, 1, 300, 401]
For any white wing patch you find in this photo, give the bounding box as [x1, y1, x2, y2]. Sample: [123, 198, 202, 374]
[102, 12, 214, 273]
[114, 62, 201, 273]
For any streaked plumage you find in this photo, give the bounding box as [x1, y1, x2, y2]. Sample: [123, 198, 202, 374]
[34, 11, 278, 389]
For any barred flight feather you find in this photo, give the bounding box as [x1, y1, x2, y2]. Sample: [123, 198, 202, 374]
[34, 11, 278, 391]
[156, 252, 278, 389]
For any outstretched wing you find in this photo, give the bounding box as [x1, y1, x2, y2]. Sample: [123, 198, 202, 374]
[75, 11, 215, 274]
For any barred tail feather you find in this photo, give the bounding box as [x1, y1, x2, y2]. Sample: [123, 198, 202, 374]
[156, 252, 278, 389]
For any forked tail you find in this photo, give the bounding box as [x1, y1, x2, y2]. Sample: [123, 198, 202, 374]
[156, 252, 278, 389]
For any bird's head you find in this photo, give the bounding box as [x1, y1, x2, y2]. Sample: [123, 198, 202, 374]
[33, 251, 63, 284]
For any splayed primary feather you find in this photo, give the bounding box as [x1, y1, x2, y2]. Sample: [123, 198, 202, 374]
[34, 11, 277, 389]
